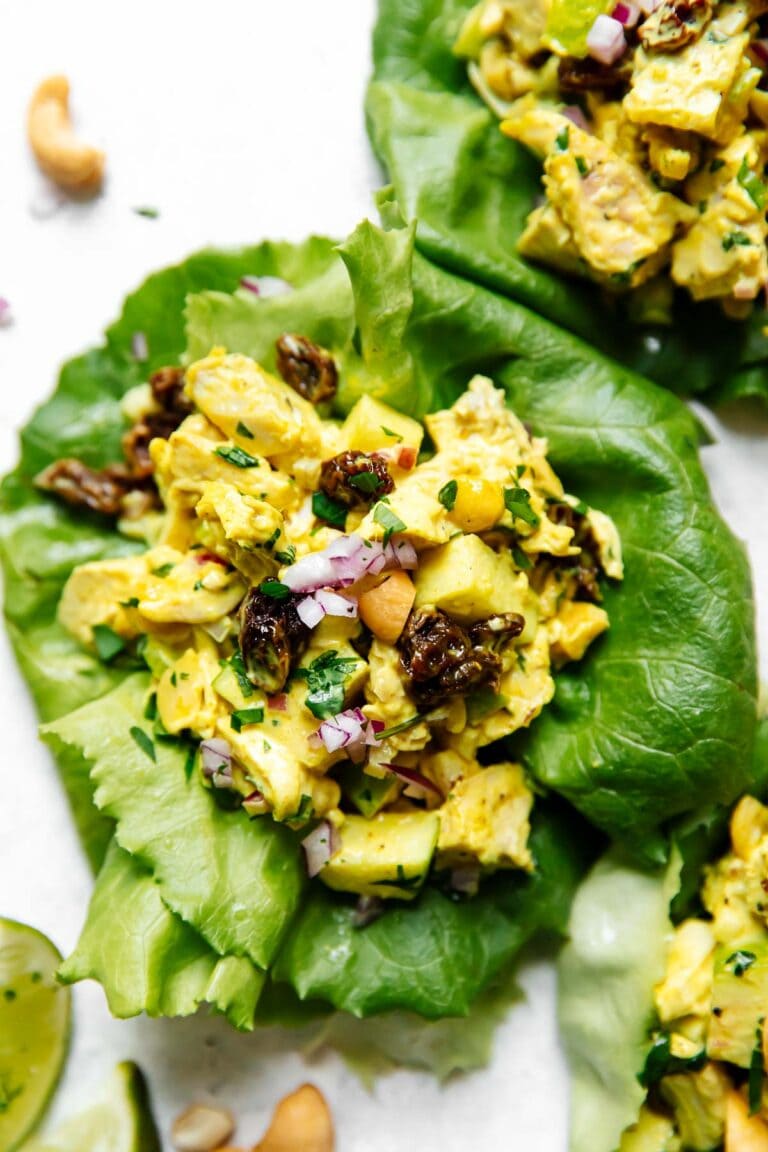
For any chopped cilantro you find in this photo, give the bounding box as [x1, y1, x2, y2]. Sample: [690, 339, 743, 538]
[144, 692, 158, 721]
[120, 596, 140, 608]
[438, 479, 458, 511]
[180, 672, 190, 680]
[350, 470, 385, 494]
[725, 949, 757, 977]
[373, 501, 407, 545]
[275, 545, 297, 565]
[193, 579, 205, 591]
[214, 445, 260, 468]
[236, 420, 255, 440]
[264, 527, 281, 550]
[516, 464, 526, 478]
[638, 1033, 706, 1089]
[151, 562, 175, 578]
[555, 126, 569, 152]
[183, 743, 197, 780]
[129, 726, 156, 762]
[263, 739, 272, 752]
[93, 624, 126, 664]
[170, 672, 177, 687]
[737, 156, 766, 210]
[466, 689, 508, 724]
[503, 486, 540, 527]
[133, 205, 159, 219]
[698, 199, 708, 214]
[231, 706, 265, 732]
[512, 545, 532, 570]
[260, 578, 291, 600]
[312, 490, 347, 528]
[750, 1022, 765, 1114]
[722, 230, 751, 251]
[220, 649, 254, 698]
[575, 155, 588, 176]
[381, 425, 402, 441]
[294, 649, 360, 719]
[709, 157, 726, 173]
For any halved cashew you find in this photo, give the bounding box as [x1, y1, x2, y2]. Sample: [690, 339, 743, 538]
[27, 75, 105, 192]
[254, 1084, 334, 1152]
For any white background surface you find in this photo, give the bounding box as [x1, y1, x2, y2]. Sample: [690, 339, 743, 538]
[0, 3, 766, 1149]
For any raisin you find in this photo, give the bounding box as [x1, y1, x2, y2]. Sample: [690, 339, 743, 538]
[34, 459, 133, 517]
[468, 613, 525, 653]
[275, 333, 338, 403]
[398, 610, 502, 708]
[558, 55, 631, 94]
[149, 365, 193, 416]
[319, 451, 394, 508]
[549, 501, 604, 601]
[239, 587, 310, 694]
[640, 0, 713, 51]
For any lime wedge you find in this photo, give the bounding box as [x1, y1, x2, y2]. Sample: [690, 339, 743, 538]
[0, 918, 70, 1152]
[23, 1062, 161, 1152]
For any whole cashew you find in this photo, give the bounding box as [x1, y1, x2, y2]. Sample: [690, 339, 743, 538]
[27, 76, 105, 192]
[254, 1084, 334, 1152]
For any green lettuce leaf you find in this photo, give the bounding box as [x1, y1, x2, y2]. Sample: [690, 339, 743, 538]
[1, 218, 757, 1026]
[558, 852, 680, 1152]
[59, 841, 264, 1030]
[43, 675, 303, 971]
[367, 0, 768, 403]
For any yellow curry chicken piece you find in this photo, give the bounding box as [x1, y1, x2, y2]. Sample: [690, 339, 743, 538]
[56, 352, 622, 901]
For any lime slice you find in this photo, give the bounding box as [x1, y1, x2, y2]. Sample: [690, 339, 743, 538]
[23, 1062, 161, 1152]
[0, 918, 70, 1152]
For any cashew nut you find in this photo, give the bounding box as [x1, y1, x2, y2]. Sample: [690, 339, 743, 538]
[254, 1084, 334, 1152]
[27, 76, 105, 192]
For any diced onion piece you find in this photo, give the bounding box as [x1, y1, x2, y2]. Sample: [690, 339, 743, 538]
[301, 820, 339, 877]
[281, 552, 338, 592]
[451, 864, 481, 897]
[352, 894, 385, 928]
[752, 39, 768, 66]
[382, 762, 443, 797]
[383, 536, 418, 570]
[586, 14, 626, 65]
[562, 105, 592, 133]
[314, 588, 358, 618]
[297, 594, 326, 629]
[239, 274, 293, 298]
[200, 737, 231, 777]
[611, 1, 640, 26]
[364, 719, 385, 745]
[201, 616, 231, 643]
[316, 708, 367, 754]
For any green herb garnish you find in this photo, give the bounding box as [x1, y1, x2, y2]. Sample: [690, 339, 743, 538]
[555, 126, 569, 152]
[151, 562, 175, 578]
[133, 206, 159, 219]
[220, 649, 254, 698]
[709, 158, 726, 173]
[373, 501, 407, 544]
[144, 692, 158, 721]
[725, 949, 757, 977]
[120, 597, 140, 608]
[260, 579, 291, 600]
[294, 650, 360, 719]
[375, 714, 422, 740]
[93, 624, 126, 663]
[575, 155, 588, 176]
[275, 545, 297, 565]
[312, 490, 347, 528]
[750, 1022, 765, 1114]
[236, 420, 255, 440]
[438, 479, 458, 511]
[722, 230, 752, 251]
[129, 726, 156, 762]
[350, 470, 385, 494]
[512, 545, 532, 570]
[638, 1033, 707, 1089]
[381, 425, 402, 441]
[503, 486, 540, 527]
[214, 445, 260, 468]
[230, 706, 265, 732]
[737, 156, 766, 210]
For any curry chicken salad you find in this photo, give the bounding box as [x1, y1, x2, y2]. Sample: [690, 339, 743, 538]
[37, 335, 622, 906]
[624, 795, 768, 1151]
[456, 0, 768, 312]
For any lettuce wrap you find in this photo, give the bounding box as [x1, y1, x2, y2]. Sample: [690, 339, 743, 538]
[367, 0, 768, 405]
[0, 216, 757, 1041]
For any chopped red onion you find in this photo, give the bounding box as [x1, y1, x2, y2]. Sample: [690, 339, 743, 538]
[352, 895, 385, 928]
[562, 105, 592, 134]
[301, 820, 339, 877]
[0, 298, 12, 328]
[451, 864, 481, 897]
[586, 14, 626, 65]
[314, 588, 358, 618]
[316, 708, 368, 755]
[196, 551, 229, 567]
[611, 1, 640, 26]
[297, 594, 326, 629]
[243, 788, 264, 803]
[200, 737, 232, 779]
[383, 536, 418, 570]
[131, 331, 149, 361]
[752, 39, 768, 66]
[382, 763, 442, 797]
[364, 719, 385, 745]
[239, 275, 293, 298]
[281, 552, 338, 593]
[267, 693, 287, 712]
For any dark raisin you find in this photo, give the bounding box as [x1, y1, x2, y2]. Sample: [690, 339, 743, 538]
[149, 365, 193, 416]
[398, 610, 502, 708]
[640, 0, 713, 51]
[275, 333, 338, 403]
[319, 450, 394, 508]
[558, 55, 631, 94]
[468, 613, 526, 653]
[122, 410, 182, 478]
[239, 587, 310, 694]
[34, 459, 133, 517]
[548, 502, 604, 602]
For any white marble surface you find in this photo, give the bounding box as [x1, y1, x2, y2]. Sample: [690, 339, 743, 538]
[0, 3, 765, 1149]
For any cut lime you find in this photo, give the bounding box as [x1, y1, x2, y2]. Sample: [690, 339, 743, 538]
[22, 1062, 161, 1152]
[0, 918, 70, 1152]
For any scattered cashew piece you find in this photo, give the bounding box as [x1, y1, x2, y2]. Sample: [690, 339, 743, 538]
[254, 1084, 334, 1152]
[27, 75, 105, 192]
[725, 1090, 768, 1152]
[358, 570, 415, 644]
[171, 1103, 235, 1152]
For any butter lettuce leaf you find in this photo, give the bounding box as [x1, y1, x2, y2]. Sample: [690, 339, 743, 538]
[59, 841, 264, 1030]
[367, 0, 768, 404]
[43, 675, 304, 971]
